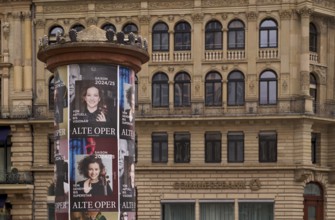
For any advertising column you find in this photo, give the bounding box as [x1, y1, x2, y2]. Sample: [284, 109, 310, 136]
[37, 26, 149, 220]
[53, 64, 137, 220]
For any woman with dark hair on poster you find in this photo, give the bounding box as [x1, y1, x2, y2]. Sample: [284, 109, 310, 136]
[82, 85, 108, 122]
[77, 154, 112, 196]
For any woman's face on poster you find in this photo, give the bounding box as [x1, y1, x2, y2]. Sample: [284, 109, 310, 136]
[84, 87, 100, 110]
[87, 162, 100, 181]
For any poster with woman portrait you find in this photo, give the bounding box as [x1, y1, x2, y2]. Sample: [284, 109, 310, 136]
[119, 67, 135, 140]
[70, 138, 118, 213]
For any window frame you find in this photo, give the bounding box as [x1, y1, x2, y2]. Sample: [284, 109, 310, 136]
[205, 20, 223, 50]
[123, 23, 138, 34]
[239, 201, 274, 220]
[152, 72, 169, 107]
[174, 21, 191, 51]
[101, 23, 116, 32]
[205, 72, 222, 106]
[227, 131, 244, 163]
[309, 23, 318, 53]
[259, 70, 277, 105]
[258, 131, 277, 163]
[174, 72, 191, 107]
[71, 24, 85, 32]
[174, 133, 191, 163]
[259, 19, 278, 48]
[162, 202, 195, 220]
[48, 26, 64, 44]
[49, 134, 55, 164]
[228, 19, 245, 49]
[227, 71, 245, 106]
[311, 133, 320, 164]
[49, 76, 55, 110]
[152, 132, 168, 163]
[152, 22, 169, 52]
[205, 132, 222, 163]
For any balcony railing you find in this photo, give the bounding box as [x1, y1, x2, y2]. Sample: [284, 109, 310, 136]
[310, 52, 319, 63]
[152, 52, 170, 62]
[137, 100, 335, 119]
[258, 48, 279, 59]
[227, 50, 245, 60]
[173, 51, 192, 62]
[205, 50, 223, 61]
[0, 170, 33, 184]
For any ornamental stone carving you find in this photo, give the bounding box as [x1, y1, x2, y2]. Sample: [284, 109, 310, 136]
[86, 17, 98, 26]
[149, 1, 193, 9]
[310, 64, 327, 85]
[297, 6, 313, 18]
[247, 74, 256, 95]
[256, 0, 281, 4]
[139, 15, 150, 24]
[96, 3, 140, 11]
[279, 10, 292, 20]
[314, 0, 335, 9]
[35, 19, 46, 29]
[2, 22, 10, 38]
[203, 0, 248, 7]
[246, 11, 258, 21]
[192, 13, 204, 23]
[44, 5, 87, 13]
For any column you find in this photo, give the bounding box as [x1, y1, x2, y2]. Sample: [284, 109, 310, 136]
[23, 11, 33, 92]
[12, 11, 23, 92]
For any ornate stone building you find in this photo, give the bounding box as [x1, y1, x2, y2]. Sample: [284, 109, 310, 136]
[0, 0, 334, 219]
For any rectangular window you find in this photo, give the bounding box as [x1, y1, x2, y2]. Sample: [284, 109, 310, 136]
[49, 134, 55, 164]
[0, 127, 11, 183]
[228, 132, 244, 163]
[259, 132, 277, 162]
[200, 202, 234, 220]
[205, 132, 221, 163]
[162, 202, 195, 220]
[152, 132, 168, 163]
[174, 133, 190, 163]
[311, 133, 320, 164]
[239, 202, 274, 220]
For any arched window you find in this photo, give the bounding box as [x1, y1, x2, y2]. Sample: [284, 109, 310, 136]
[227, 71, 245, 106]
[310, 73, 317, 113]
[174, 21, 191, 51]
[101, 23, 116, 32]
[228, 20, 245, 49]
[71, 24, 85, 32]
[49, 76, 55, 110]
[304, 182, 323, 220]
[259, 19, 278, 48]
[152, 72, 169, 107]
[174, 72, 191, 107]
[205, 72, 222, 106]
[259, 70, 277, 105]
[205, 20, 222, 50]
[310, 23, 318, 52]
[49, 26, 64, 44]
[152, 22, 169, 51]
[123, 23, 138, 34]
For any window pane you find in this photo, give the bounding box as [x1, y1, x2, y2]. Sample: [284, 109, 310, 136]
[200, 203, 234, 220]
[260, 31, 268, 48]
[269, 81, 277, 104]
[162, 143, 168, 162]
[269, 30, 277, 47]
[228, 32, 236, 48]
[228, 83, 236, 105]
[163, 203, 195, 220]
[239, 203, 274, 220]
[236, 82, 244, 105]
[161, 84, 169, 106]
[183, 83, 190, 105]
[236, 31, 244, 48]
[153, 84, 161, 106]
[175, 133, 190, 163]
[260, 81, 268, 104]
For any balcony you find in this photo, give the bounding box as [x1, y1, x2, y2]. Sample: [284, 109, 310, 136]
[310, 52, 319, 63]
[0, 170, 33, 184]
[137, 99, 335, 119]
[152, 52, 169, 62]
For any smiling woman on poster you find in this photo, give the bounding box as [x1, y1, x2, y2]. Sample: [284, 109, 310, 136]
[82, 85, 108, 123]
[77, 154, 112, 196]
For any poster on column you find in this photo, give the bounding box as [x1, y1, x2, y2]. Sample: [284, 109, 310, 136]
[53, 66, 70, 219]
[68, 64, 119, 219]
[119, 67, 137, 218]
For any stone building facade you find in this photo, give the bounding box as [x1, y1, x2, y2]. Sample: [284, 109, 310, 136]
[0, 0, 334, 219]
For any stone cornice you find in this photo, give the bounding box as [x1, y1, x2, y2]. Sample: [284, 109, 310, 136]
[202, 0, 248, 7]
[148, 0, 193, 9]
